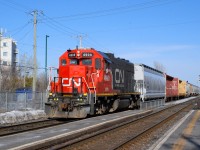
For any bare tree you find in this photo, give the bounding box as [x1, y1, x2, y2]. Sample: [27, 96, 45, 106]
[36, 72, 47, 92]
[0, 65, 21, 92]
[153, 61, 166, 73]
[0, 53, 48, 92]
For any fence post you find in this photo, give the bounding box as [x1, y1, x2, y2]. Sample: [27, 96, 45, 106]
[145, 102, 147, 110]
[6, 92, 8, 112]
[41, 93, 43, 110]
[25, 92, 27, 110]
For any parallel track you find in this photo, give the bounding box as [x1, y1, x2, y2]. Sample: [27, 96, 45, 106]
[0, 119, 72, 137]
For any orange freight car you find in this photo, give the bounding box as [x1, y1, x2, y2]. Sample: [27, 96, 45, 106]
[166, 74, 179, 101]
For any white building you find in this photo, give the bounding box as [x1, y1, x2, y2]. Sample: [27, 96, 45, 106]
[0, 37, 18, 67]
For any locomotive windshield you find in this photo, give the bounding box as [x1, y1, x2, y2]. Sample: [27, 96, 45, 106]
[82, 59, 92, 65]
[69, 59, 92, 65]
[70, 59, 78, 65]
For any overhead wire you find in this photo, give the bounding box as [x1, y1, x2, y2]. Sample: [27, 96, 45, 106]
[39, 0, 181, 21]
[0, 0, 30, 13]
[35, 0, 183, 51]
[0, 63, 46, 70]
[7, 22, 32, 36]
[40, 13, 84, 36]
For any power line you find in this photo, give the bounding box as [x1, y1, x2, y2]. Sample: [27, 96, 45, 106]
[6, 0, 32, 11]
[8, 22, 31, 36]
[0, 63, 47, 70]
[0, 0, 29, 13]
[41, 13, 84, 36]
[39, 0, 181, 21]
[17, 27, 33, 43]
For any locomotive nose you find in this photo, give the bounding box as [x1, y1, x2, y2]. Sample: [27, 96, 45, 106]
[69, 66, 87, 77]
[68, 66, 88, 95]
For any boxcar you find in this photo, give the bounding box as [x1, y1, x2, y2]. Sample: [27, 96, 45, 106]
[166, 74, 179, 101]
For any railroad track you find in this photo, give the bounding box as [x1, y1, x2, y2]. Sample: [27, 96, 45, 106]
[55, 98, 197, 150]
[6, 97, 198, 150]
[0, 119, 72, 137]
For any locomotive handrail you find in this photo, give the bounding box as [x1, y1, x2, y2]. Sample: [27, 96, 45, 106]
[82, 77, 91, 93]
[90, 71, 100, 104]
[82, 77, 97, 105]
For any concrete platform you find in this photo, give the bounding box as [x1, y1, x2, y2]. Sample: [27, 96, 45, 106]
[150, 109, 200, 150]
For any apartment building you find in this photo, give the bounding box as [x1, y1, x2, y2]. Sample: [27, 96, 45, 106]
[0, 37, 18, 67]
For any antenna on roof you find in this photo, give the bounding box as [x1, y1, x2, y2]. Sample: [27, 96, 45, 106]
[76, 34, 87, 49]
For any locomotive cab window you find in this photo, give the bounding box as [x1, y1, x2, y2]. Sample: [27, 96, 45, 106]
[82, 59, 92, 65]
[61, 59, 67, 66]
[104, 61, 110, 70]
[70, 59, 79, 65]
[95, 58, 101, 70]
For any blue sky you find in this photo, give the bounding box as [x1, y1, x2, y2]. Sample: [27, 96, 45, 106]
[0, 0, 200, 85]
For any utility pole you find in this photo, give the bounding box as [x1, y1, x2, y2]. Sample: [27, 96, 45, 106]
[0, 28, 4, 65]
[23, 54, 27, 88]
[32, 10, 38, 93]
[0, 29, 2, 92]
[45, 35, 49, 89]
[0, 28, 4, 92]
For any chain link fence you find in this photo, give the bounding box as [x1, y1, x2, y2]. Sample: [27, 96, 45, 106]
[0, 92, 47, 113]
[0, 92, 166, 113]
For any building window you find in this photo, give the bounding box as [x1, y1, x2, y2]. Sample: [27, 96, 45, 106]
[3, 42, 7, 47]
[2, 61, 7, 65]
[3, 52, 7, 56]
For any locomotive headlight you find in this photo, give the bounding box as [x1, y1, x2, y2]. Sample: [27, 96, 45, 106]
[53, 98, 59, 101]
[78, 98, 83, 102]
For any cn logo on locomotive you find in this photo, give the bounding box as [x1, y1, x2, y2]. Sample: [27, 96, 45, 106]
[62, 78, 81, 87]
[115, 69, 124, 83]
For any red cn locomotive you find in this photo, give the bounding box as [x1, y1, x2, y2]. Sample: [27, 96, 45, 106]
[45, 48, 140, 118]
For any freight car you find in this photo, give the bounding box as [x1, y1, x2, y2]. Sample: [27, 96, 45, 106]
[186, 82, 191, 97]
[166, 74, 179, 101]
[190, 84, 200, 95]
[134, 64, 166, 101]
[178, 80, 186, 98]
[45, 48, 141, 118]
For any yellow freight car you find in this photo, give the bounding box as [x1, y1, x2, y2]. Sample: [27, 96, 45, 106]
[178, 80, 186, 98]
